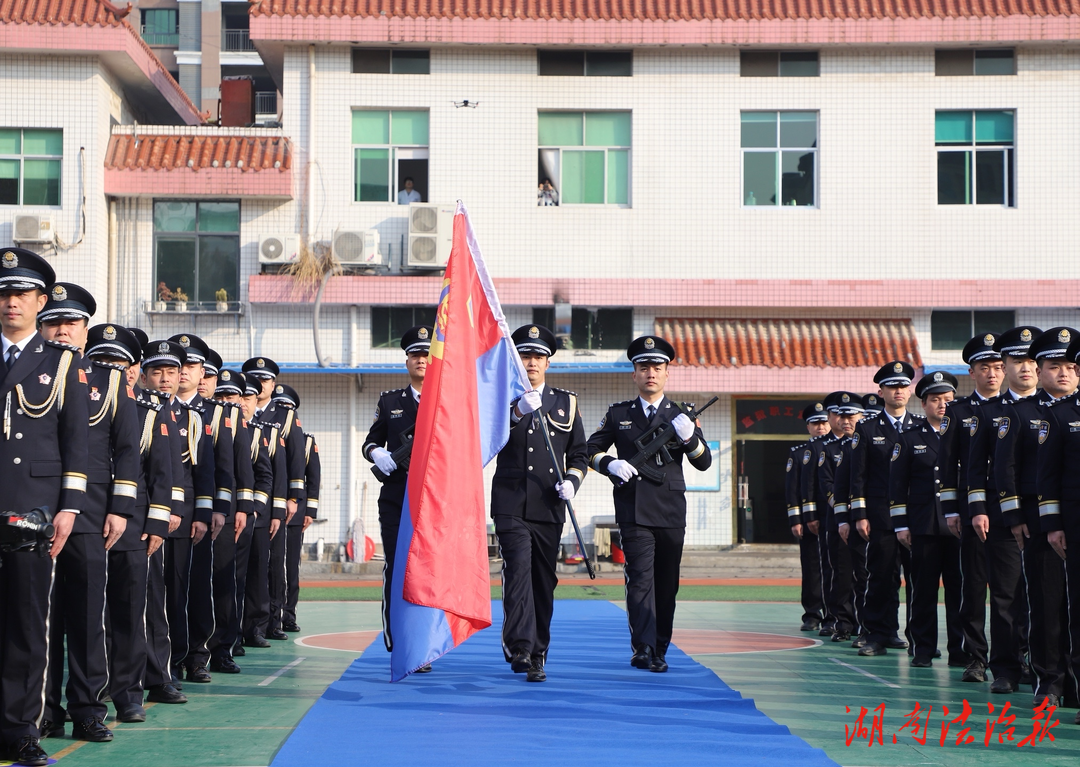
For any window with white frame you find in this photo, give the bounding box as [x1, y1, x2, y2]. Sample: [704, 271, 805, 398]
[0, 129, 61, 206]
[352, 110, 430, 203]
[153, 201, 240, 310]
[936, 110, 1015, 206]
[537, 112, 630, 205]
[741, 112, 817, 207]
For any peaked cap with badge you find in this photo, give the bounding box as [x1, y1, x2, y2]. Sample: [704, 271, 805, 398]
[626, 335, 675, 365]
[802, 402, 828, 423]
[994, 325, 1042, 358]
[86, 324, 141, 365]
[142, 340, 186, 369]
[873, 361, 915, 388]
[38, 282, 96, 324]
[915, 370, 958, 399]
[1027, 327, 1078, 361]
[168, 333, 210, 364]
[512, 324, 557, 357]
[963, 332, 1002, 364]
[242, 356, 279, 380]
[400, 326, 432, 355]
[0, 246, 55, 292]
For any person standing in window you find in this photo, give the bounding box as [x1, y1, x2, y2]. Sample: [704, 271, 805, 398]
[396, 177, 421, 205]
[537, 178, 559, 207]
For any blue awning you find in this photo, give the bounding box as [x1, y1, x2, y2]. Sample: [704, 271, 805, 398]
[229, 361, 634, 375]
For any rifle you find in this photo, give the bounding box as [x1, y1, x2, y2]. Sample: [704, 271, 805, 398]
[371, 425, 415, 482]
[534, 413, 596, 579]
[610, 396, 719, 487]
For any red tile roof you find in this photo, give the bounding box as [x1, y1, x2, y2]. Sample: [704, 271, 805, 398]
[105, 133, 291, 172]
[657, 318, 922, 369]
[249, 0, 1080, 21]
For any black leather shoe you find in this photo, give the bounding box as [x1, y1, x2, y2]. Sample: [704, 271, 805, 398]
[851, 635, 867, 649]
[245, 635, 271, 648]
[990, 677, 1016, 694]
[9, 737, 48, 767]
[526, 658, 547, 682]
[1074, 710, 1080, 725]
[800, 620, 820, 632]
[818, 626, 835, 637]
[169, 668, 184, 690]
[1034, 693, 1059, 709]
[116, 706, 146, 723]
[1020, 662, 1034, 686]
[858, 642, 887, 657]
[885, 636, 909, 650]
[911, 656, 933, 668]
[72, 716, 113, 742]
[509, 649, 532, 674]
[649, 653, 669, 673]
[630, 647, 653, 670]
[933, 648, 942, 658]
[146, 683, 187, 704]
[210, 657, 241, 674]
[267, 629, 288, 641]
[962, 661, 988, 683]
[831, 632, 851, 642]
[39, 719, 64, 739]
[233, 644, 246, 657]
[416, 664, 433, 673]
[186, 666, 212, 684]
[282, 622, 301, 632]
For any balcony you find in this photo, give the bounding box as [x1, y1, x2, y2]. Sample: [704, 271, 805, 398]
[141, 25, 179, 46]
[222, 29, 256, 53]
[256, 92, 278, 117]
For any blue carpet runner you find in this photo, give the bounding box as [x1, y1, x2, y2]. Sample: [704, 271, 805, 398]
[272, 600, 838, 767]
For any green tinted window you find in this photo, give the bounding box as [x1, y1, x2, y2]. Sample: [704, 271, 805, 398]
[585, 112, 630, 147]
[390, 111, 429, 145]
[0, 129, 20, 155]
[935, 112, 973, 144]
[561, 151, 605, 204]
[352, 111, 390, 144]
[538, 113, 584, 146]
[607, 150, 629, 204]
[355, 148, 390, 202]
[931, 311, 973, 350]
[22, 130, 61, 156]
[154, 201, 197, 232]
[22, 160, 60, 205]
[975, 111, 1014, 144]
[198, 202, 239, 232]
[741, 113, 777, 148]
[154, 200, 240, 306]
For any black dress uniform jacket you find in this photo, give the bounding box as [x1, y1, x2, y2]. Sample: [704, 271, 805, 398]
[847, 412, 922, 531]
[363, 387, 418, 521]
[586, 397, 711, 527]
[940, 394, 997, 523]
[261, 401, 306, 504]
[889, 424, 949, 535]
[966, 391, 1020, 523]
[82, 360, 140, 532]
[304, 433, 320, 519]
[994, 392, 1052, 530]
[785, 444, 806, 525]
[492, 387, 588, 523]
[170, 396, 216, 537]
[1037, 393, 1080, 533]
[130, 388, 174, 544]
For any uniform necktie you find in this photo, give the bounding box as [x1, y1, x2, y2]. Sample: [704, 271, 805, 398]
[895, 419, 902, 433]
[6, 345, 18, 369]
[647, 405, 656, 419]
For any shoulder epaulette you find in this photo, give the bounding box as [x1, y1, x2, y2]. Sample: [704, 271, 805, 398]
[612, 399, 634, 407]
[136, 395, 165, 412]
[44, 338, 80, 353]
[91, 359, 127, 372]
[551, 386, 577, 396]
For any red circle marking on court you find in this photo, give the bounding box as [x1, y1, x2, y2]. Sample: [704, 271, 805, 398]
[297, 630, 382, 653]
[671, 629, 820, 655]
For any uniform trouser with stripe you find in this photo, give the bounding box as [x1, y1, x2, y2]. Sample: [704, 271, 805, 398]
[985, 523, 1028, 683]
[45, 532, 109, 724]
[620, 524, 684, 656]
[850, 534, 869, 636]
[164, 535, 192, 670]
[186, 531, 216, 670]
[380, 519, 400, 651]
[494, 515, 560, 661]
[1022, 530, 1069, 700]
[231, 519, 254, 651]
[268, 522, 286, 633]
[958, 524, 989, 664]
[908, 533, 964, 661]
[243, 526, 271, 640]
[0, 550, 55, 744]
[898, 541, 914, 645]
[282, 524, 304, 626]
[825, 528, 855, 635]
[815, 523, 835, 630]
[862, 528, 902, 645]
[1063, 517, 1080, 705]
[798, 530, 824, 624]
[107, 547, 149, 711]
[208, 521, 238, 662]
[144, 546, 171, 688]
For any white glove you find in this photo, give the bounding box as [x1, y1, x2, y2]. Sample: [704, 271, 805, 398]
[372, 447, 397, 475]
[556, 480, 575, 501]
[673, 413, 695, 442]
[608, 459, 638, 483]
[518, 390, 543, 415]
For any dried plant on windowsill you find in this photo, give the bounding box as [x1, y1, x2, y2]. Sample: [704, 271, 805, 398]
[280, 239, 340, 300]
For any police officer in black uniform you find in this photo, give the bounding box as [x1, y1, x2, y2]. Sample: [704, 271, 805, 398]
[492, 325, 587, 683]
[832, 402, 869, 647]
[786, 402, 829, 632]
[270, 384, 310, 633]
[799, 402, 837, 637]
[137, 341, 188, 706]
[967, 326, 1040, 693]
[889, 371, 965, 667]
[940, 332, 1004, 683]
[363, 326, 430, 656]
[303, 428, 320, 552]
[1035, 335, 1080, 720]
[0, 248, 88, 766]
[587, 335, 711, 673]
[37, 286, 140, 743]
[1004, 328, 1078, 708]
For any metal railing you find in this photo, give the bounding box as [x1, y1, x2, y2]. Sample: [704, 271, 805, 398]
[141, 26, 179, 46]
[221, 29, 256, 52]
[255, 92, 278, 116]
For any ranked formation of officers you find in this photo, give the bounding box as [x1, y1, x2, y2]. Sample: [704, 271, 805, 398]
[0, 248, 320, 766]
[787, 325, 1080, 724]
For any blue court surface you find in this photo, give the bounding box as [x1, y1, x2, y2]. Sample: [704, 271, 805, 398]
[271, 600, 839, 767]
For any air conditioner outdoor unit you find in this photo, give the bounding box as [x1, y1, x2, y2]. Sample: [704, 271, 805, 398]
[258, 234, 299, 265]
[13, 215, 53, 244]
[407, 203, 454, 268]
[333, 229, 383, 266]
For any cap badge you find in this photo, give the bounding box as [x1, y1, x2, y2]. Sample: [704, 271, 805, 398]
[984, 334, 994, 346]
[418, 327, 429, 339]
[2, 251, 17, 268]
[179, 335, 190, 347]
[275, 385, 283, 394]
[257, 358, 265, 368]
[1021, 329, 1033, 343]
[893, 362, 903, 373]
[51, 285, 67, 302]
[644, 338, 656, 350]
[528, 327, 540, 339]
[222, 371, 231, 381]
[841, 393, 850, 403]
[814, 403, 823, 412]
[158, 342, 170, 354]
[933, 372, 943, 382]
[103, 326, 116, 341]
[1060, 329, 1071, 344]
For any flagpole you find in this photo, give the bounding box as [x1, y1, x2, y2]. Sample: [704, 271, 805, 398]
[534, 413, 596, 580]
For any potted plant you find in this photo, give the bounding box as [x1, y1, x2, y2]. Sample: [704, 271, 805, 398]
[174, 287, 188, 313]
[155, 282, 173, 312]
[215, 288, 229, 312]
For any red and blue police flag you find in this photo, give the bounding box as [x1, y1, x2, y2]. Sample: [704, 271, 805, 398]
[389, 201, 530, 680]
